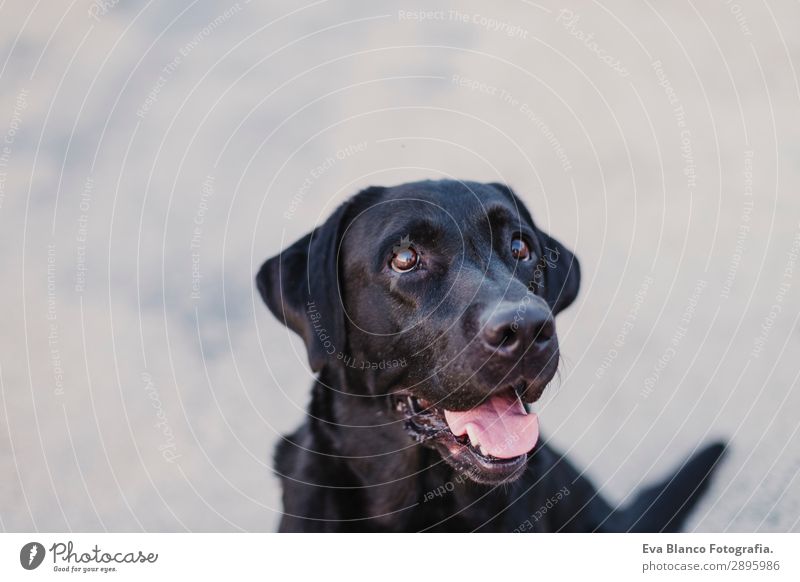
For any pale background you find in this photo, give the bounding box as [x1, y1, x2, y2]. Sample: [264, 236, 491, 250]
[0, 0, 799, 531]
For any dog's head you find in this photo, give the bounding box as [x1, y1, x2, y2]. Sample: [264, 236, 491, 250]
[257, 180, 579, 484]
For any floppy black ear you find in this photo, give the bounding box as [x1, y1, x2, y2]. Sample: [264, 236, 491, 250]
[536, 230, 581, 314]
[489, 182, 580, 314]
[256, 201, 352, 372]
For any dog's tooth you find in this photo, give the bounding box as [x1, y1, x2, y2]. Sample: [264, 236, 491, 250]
[515, 390, 528, 414]
[466, 425, 481, 449]
[406, 396, 416, 413]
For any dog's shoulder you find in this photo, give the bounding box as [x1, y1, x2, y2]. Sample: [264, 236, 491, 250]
[273, 421, 342, 531]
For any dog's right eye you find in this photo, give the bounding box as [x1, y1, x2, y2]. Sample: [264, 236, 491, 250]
[511, 236, 532, 261]
[391, 247, 419, 272]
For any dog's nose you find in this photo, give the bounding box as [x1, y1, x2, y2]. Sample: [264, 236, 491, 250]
[481, 303, 555, 357]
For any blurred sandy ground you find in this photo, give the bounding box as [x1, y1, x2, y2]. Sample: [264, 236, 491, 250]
[0, 0, 798, 531]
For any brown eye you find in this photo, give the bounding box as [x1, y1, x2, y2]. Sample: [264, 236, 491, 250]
[391, 247, 419, 272]
[511, 237, 531, 261]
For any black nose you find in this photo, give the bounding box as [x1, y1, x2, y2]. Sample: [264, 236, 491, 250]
[481, 302, 555, 357]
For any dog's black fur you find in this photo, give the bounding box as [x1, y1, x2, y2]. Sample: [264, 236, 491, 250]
[257, 180, 725, 532]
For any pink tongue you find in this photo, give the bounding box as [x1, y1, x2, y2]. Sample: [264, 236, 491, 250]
[444, 392, 539, 459]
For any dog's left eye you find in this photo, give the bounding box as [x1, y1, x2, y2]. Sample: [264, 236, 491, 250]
[511, 237, 532, 261]
[391, 246, 419, 272]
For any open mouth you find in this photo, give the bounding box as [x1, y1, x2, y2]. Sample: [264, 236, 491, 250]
[392, 384, 541, 484]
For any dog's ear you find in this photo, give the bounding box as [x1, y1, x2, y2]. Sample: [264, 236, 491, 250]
[536, 230, 581, 314]
[256, 200, 352, 372]
[489, 182, 580, 314]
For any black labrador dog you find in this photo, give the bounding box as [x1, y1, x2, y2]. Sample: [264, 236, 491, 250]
[257, 179, 724, 532]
